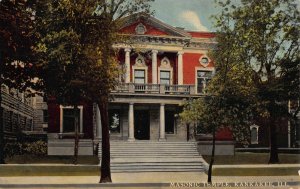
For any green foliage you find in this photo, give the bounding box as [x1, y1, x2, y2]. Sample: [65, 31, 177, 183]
[0, 0, 37, 89]
[213, 0, 300, 119]
[4, 140, 47, 158]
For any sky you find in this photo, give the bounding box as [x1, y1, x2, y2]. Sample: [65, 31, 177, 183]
[150, 0, 300, 32]
[150, 0, 226, 32]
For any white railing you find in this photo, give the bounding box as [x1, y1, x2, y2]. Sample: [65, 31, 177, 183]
[112, 83, 197, 95]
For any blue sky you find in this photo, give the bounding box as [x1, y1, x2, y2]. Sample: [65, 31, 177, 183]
[151, 0, 300, 32]
[151, 0, 224, 32]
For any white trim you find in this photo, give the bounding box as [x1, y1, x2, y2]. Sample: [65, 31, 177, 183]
[199, 55, 211, 67]
[158, 57, 173, 85]
[132, 56, 148, 84]
[250, 124, 259, 144]
[195, 67, 215, 94]
[59, 105, 84, 133]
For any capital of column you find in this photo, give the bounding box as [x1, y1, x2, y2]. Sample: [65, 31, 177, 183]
[152, 49, 158, 54]
[129, 102, 134, 105]
[177, 51, 184, 56]
[124, 48, 131, 53]
[160, 103, 165, 106]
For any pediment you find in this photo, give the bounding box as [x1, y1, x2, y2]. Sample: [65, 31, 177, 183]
[118, 13, 191, 38]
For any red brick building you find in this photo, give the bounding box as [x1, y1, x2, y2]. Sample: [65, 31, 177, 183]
[46, 13, 298, 155]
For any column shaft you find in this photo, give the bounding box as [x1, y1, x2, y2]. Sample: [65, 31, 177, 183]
[125, 48, 131, 83]
[128, 103, 135, 141]
[152, 50, 158, 84]
[159, 103, 166, 141]
[177, 51, 184, 85]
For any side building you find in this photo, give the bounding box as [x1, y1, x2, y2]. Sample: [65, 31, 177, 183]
[1, 85, 42, 141]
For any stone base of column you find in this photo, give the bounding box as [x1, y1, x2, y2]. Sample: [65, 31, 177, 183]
[127, 138, 135, 142]
[159, 138, 166, 142]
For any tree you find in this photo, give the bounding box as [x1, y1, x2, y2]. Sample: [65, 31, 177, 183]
[0, 0, 36, 164]
[35, 0, 153, 183]
[180, 32, 255, 182]
[213, 0, 300, 163]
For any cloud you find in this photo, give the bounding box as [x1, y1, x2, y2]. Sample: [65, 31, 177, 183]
[179, 10, 208, 31]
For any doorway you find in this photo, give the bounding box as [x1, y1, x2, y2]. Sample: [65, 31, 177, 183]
[134, 110, 150, 140]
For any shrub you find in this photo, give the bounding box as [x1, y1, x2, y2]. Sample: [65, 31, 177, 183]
[23, 140, 47, 156]
[4, 140, 47, 157]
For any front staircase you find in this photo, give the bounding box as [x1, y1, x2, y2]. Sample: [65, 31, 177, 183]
[98, 141, 207, 173]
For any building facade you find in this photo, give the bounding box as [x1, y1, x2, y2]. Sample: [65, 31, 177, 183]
[1, 85, 38, 140]
[46, 13, 299, 155]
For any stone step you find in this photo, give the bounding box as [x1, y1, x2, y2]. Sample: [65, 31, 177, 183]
[111, 157, 204, 163]
[111, 168, 205, 172]
[98, 141, 205, 173]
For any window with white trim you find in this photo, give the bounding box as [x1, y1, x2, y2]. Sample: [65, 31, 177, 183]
[160, 71, 171, 85]
[134, 69, 146, 84]
[60, 106, 83, 133]
[197, 70, 212, 93]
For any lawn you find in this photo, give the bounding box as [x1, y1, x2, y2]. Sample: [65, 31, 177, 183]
[203, 152, 300, 165]
[5, 155, 99, 165]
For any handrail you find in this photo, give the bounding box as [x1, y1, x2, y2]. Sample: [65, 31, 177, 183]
[112, 83, 197, 95]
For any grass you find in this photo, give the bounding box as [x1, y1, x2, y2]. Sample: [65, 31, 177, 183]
[203, 152, 300, 176]
[5, 155, 99, 165]
[212, 167, 299, 176]
[203, 152, 300, 165]
[0, 164, 100, 176]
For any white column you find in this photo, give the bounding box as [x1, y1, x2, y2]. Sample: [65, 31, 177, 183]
[128, 102, 135, 141]
[125, 48, 131, 83]
[177, 51, 184, 85]
[152, 50, 158, 84]
[159, 103, 166, 141]
[96, 104, 102, 140]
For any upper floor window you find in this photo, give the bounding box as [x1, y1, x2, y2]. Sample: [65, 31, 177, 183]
[199, 55, 211, 67]
[134, 69, 145, 84]
[197, 70, 212, 93]
[160, 71, 171, 85]
[135, 23, 147, 35]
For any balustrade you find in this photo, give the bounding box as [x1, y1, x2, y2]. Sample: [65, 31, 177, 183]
[112, 83, 197, 95]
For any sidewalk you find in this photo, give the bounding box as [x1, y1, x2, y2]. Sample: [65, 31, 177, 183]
[0, 164, 299, 188]
[0, 173, 299, 189]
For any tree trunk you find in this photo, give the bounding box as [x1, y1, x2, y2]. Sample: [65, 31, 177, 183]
[207, 127, 216, 183]
[0, 81, 4, 164]
[268, 116, 279, 163]
[98, 96, 112, 183]
[73, 106, 79, 164]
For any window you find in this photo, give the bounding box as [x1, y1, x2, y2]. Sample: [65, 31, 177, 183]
[43, 110, 48, 123]
[134, 69, 145, 84]
[197, 70, 212, 93]
[250, 125, 259, 144]
[200, 57, 209, 64]
[109, 110, 120, 133]
[60, 106, 83, 133]
[160, 71, 171, 85]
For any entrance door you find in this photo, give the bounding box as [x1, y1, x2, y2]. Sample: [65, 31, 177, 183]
[165, 111, 175, 134]
[134, 110, 150, 140]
